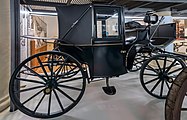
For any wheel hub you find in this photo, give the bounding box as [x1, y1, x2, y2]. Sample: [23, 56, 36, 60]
[159, 72, 169, 80]
[44, 79, 58, 94]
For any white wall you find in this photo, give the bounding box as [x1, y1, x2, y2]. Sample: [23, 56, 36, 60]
[46, 16, 58, 38]
[0, 0, 11, 112]
[45, 16, 58, 50]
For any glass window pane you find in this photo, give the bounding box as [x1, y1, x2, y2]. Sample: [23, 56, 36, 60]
[106, 14, 118, 37]
[97, 21, 102, 38]
[95, 7, 120, 39]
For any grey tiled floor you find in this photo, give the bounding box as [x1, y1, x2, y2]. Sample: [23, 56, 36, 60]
[0, 71, 165, 120]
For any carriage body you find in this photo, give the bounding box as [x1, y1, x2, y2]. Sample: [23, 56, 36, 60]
[56, 4, 127, 78]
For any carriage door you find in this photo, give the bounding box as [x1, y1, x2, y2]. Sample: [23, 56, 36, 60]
[92, 6, 127, 77]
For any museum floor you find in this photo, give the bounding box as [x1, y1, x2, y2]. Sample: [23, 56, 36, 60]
[0, 71, 165, 120]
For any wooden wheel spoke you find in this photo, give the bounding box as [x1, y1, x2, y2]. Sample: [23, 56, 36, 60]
[155, 59, 162, 72]
[64, 67, 78, 75]
[55, 57, 69, 79]
[160, 80, 164, 97]
[56, 63, 77, 67]
[165, 80, 170, 89]
[53, 89, 64, 112]
[146, 65, 159, 74]
[56, 87, 75, 102]
[168, 67, 183, 75]
[58, 84, 82, 91]
[165, 59, 177, 73]
[144, 73, 158, 76]
[57, 67, 79, 80]
[163, 56, 167, 72]
[50, 54, 54, 78]
[145, 77, 159, 85]
[54, 66, 61, 74]
[64, 65, 68, 76]
[37, 56, 50, 80]
[66, 70, 79, 76]
[69, 63, 75, 71]
[55, 65, 64, 78]
[150, 80, 161, 93]
[20, 71, 47, 77]
[22, 89, 43, 105]
[33, 94, 46, 113]
[170, 63, 180, 68]
[15, 85, 44, 93]
[24, 65, 47, 82]
[15, 77, 45, 84]
[47, 55, 52, 76]
[48, 92, 52, 115]
[27, 64, 49, 71]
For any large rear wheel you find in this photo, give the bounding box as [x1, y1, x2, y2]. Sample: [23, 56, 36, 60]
[9, 51, 86, 118]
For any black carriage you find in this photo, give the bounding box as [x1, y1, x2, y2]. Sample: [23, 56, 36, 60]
[56, 5, 127, 79]
[9, 4, 128, 118]
[9, 4, 182, 118]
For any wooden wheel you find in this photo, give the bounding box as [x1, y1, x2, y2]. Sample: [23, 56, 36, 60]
[9, 51, 86, 118]
[165, 68, 187, 120]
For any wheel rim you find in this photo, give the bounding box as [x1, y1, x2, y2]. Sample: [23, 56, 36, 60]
[140, 54, 185, 99]
[9, 51, 86, 118]
[165, 68, 187, 120]
[181, 96, 187, 120]
[173, 84, 187, 120]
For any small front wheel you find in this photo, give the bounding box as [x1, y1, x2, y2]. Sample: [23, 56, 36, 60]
[140, 54, 185, 99]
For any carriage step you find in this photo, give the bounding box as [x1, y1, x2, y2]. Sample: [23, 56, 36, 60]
[102, 86, 116, 95]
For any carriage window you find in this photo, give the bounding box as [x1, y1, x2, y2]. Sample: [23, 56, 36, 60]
[95, 7, 120, 39]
